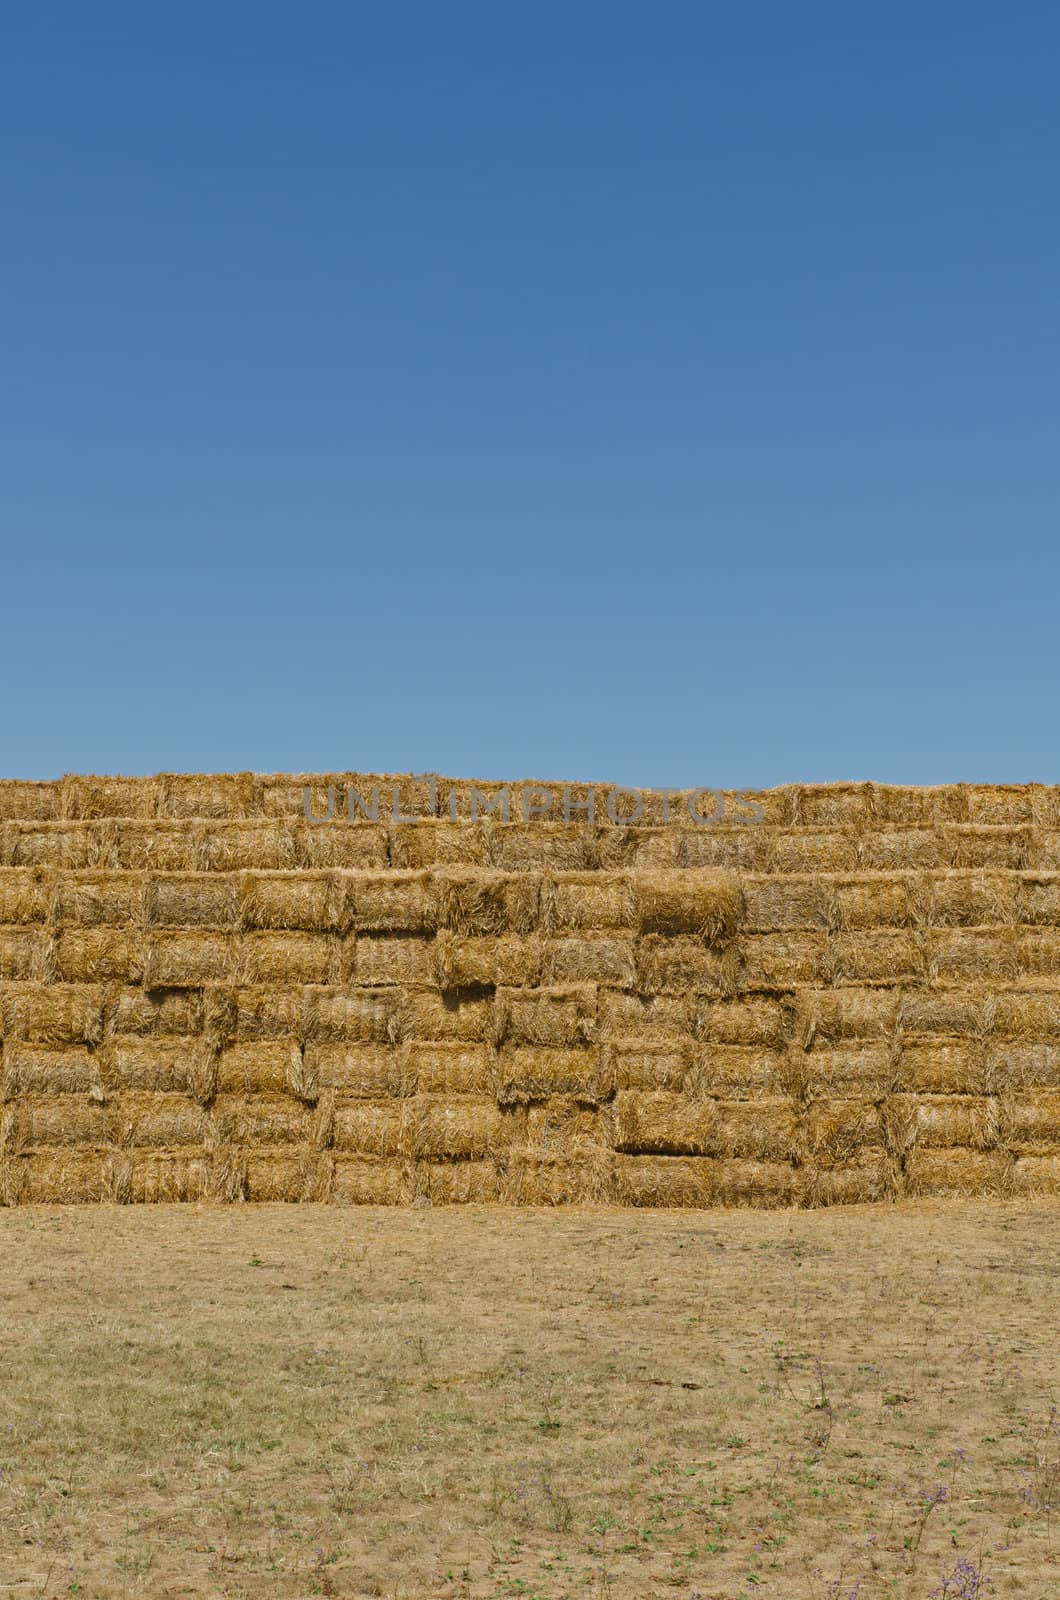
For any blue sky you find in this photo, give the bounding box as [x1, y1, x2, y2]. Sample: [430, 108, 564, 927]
[3, 3, 1058, 787]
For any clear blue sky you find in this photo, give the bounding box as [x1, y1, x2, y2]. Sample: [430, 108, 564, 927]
[3, 3, 1058, 787]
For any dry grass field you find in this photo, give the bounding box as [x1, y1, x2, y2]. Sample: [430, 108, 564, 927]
[1, 1202, 1058, 1600]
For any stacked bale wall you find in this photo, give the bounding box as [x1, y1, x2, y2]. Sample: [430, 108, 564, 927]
[2, 773, 1060, 1205]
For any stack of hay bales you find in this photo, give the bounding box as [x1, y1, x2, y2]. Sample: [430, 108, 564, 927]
[1, 774, 1059, 1205]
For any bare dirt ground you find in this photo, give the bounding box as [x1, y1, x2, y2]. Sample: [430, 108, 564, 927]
[0, 1200, 1057, 1600]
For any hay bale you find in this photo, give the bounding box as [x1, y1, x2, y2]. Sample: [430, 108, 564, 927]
[675, 826, 771, 871]
[0, 781, 61, 822]
[1019, 930, 1060, 980]
[294, 821, 389, 869]
[1020, 875, 1060, 925]
[389, 820, 493, 869]
[493, 985, 596, 1048]
[898, 1038, 988, 1094]
[200, 1149, 247, 1202]
[613, 1154, 713, 1208]
[332, 1155, 413, 1205]
[110, 986, 204, 1037]
[243, 1148, 328, 1202]
[239, 930, 339, 985]
[1011, 1153, 1060, 1195]
[802, 1100, 884, 1166]
[303, 986, 403, 1043]
[714, 1158, 796, 1207]
[156, 772, 259, 820]
[800, 1043, 898, 1100]
[833, 930, 922, 984]
[2, 1097, 110, 1151]
[409, 1096, 507, 1159]
[416, 1159, 499, 1204]
[112, 1092, 208, 1147]
[835, 876, 913, 930]
[500, 1145, 612, 1205]
[921, 928, 1016, 982]
[874, 785, 966, 826]
[305, 1042, 411, 1098]
[540, 936, 636, 988]
[948, 826, 1028, 870]
[105, 1035, 216, 1099]
[770, 831, 860, 873]
[860, 828, 942, 870]
[354, 935, 434, 987]
[598, 989, 692, 1039]
[0, 928, 53, 982]
[899, 987, 991, 1036]
[0, 868, 50, 924]
[614, 1090, 715, 1154]
[525, 1098, 608, 1146]
[2, 1043, 100, 1099]
[988, 1042, 1060, 1090]
[489, 823, 596, 872]
[54, 870, 146, 927]
[797, 784, 876, 828]
[633, 869, 743, 940]
[146, 873, 240, 928]
[695, 1043, 788, 1099]
[0, 983, 105, 1045]
[56, 928, 140, 984]
[331, 1099, 409, 1156]
[637, 936, 738, 997]
[410, 1040, 493, 1096]
[1001, 1091, 1060, 1153]
[966, 785, 1037, 826]
[742, 877, 833, 932]
[541, 872, 635, 933]
[225, 985, 306, 1042]
[342, 870, 437, 933]
[711, 1099, 801, 1161]
[738, 932, 832, 991]
[12, 1151, 108, 1203]
[126, 1152, 209, 1203]
[142, 931, 235, 988]
[695, 996, 792, 1047]
[800, 1156, 894, 1206]
[905, 1147, 1012, 1196]
[433, 866, 541, 935]
[913, 1094, 1000, 1150]
[217, 1041, 302, 1096]
[497, 1046, 609, 1105]
[433, 931, 540, 988]
[604, 1036, 691, 1092]
[201, 821, 296, 872]
[11, 823, 101, 870]
[795, 988, 900, 1047]
[408, 987, 493, 1041]
[211, 1093, 311, 1146]
[114, 821, 205, 872]
[917, 871, 1018, 927]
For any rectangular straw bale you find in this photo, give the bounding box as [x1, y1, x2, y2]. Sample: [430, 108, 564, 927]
[695, 1043, 789, 1099]
[675, 826, 771, 872]
[596, 828, 675, 870]
[859, 829, 942, 870]
[110, 986, 203, 1036]
[832, 929, 922, 984]
[211, 1093, 312, 1146]
[242, 1149, 323, 1203]
[494, 984, 596, 1047]
[795, 784, 873, 827]
[433, 866, 541, 936]
[305, 1042, 411, 1098]
[0, 983, 105, 1045]
[835, 877, 912, 929]
[261, 774, 345, 818]
[295, 821, 389, 869]
[614, 1090, 716, 1154]
[2, 1043, 100, 1099]
[613, 1153, 714, 1208]
[738, 932, 831, 991]
[604, 1036, 692, 1092]
[409, 1096, 507, 1159]
[913, 1094, 999, 1150]
[53, 871, 144, 927]
[198, 1149, 247, 1202]
[898, 987, 991, 1036]
[802, 1100, 884, 1166]
[1020, 875, 1060, 924]
[0, 928, 52, 982]
[742, 877, 833, 931]
[541, 872, 635, 933]
[874, 785, 966, 825]
[800, 1156, 893, 1207]
[217, 1042, 302, 1097]
[634, 869, 743, 940]
[63, 776, 157, 820]
[946, 826, 1027, 870]
[410, 1040, 493, 1096]
[417, 1159, 499, 1204]
[11, 823, 100, 870]
[332, 1155, 413, 1205]
[713, 1158, 796, 1207]
[917, 871, 1018, 927]
[433, 931, 540, 988]
[114, 821, 204, 872]
[2, 1096, 110, 1151]
[228, 985, 306, 1042]
[201, 821, 296, 872]
[56, 928, 140, 984]
[1011, 1154, 1060, 1195]
[354, 935, 434, 987]
[389, 820, 493, 869]
[105, 1035, 215, 1099]
[598, 989, 692, 1040]
[711, 1099, 801, 1161]
[499, 1146, 612, 1205]
[696, 996, 792, 1047]
[146, 872, 239, 927]
[1035, 832, 1060, 871]
[489, 823, 596, 872]
[304, 986, 403, 1043]
[800, 1043, 898, 1100]
[965, 785, 1035, 826]
[12, 1151, 107, 1204]
[769, 831, 860, 873]
[905, 1147, 1012, 1196]
[987, 1042, 1060, 1090]
[525, 1098, 609, 1146]
[1019, 930, 1060, 979]
[126, 1152, 209, 1203]
[238, 872, 339, 931]
[1001, 1091, 1060, 1152]
[142, 931, 234, 988]
[112, 1092, 208, 1147]
[156, 772, 259, 820]
[239, 931, 339, 985]
[926, 927, 1018, 982]
[497, 1045, 609, 1105]
[0, 781, 61, 822]
[637, 936, 738, 997]
[897, 1039, 987, 1095]
[331, 1099, 409, 1156]
[0, 869, 50, 924]
[342, 870, 437, 933]
[540, 935, 636, 988]
[408, 987, 493, 1042]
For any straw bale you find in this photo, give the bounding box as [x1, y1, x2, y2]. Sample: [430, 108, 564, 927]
[500, 1145, 612, 1205]
[56, 928, 139, 984]
[201, 821, 297, 872]
[799, 1042, 898, 1100]
[217, 1041, 302, 1097]
[146, 873, 239, 928]
[612, 1153, 714, 1207]
[598, 989, 692, 1040]
[0, 780, 61, 822]
[497, 1046, 609, 1105]
[540, 872, 634, 933]
[112, 1092, 208, 1147]
[200, 1149, 247, 1202]
[433, 931, 540, 988]
[110, 985, 204, 1036]
[711, 1099, 801, 1161]
[633, 869, 742, 940]
[1020, 875, 1060, 925]
[597, 827, 675, 870]
[614, 1091, 716, 1154]
[489, 823, 596, 872]
[331, 1099, 409, 1156]
[910, 1094, 1000, 1150]
[1036, 832, 1060, 871]
[142, 931, 235, 988]
[738, 932, 832, 991]
[905, 1147, 1012, 1197]
[0, 983, 105, 1044]
[525, 1098, 609, 1146]
[833, 876, 912, 930]
[211, 1093, 312, 1146]
[0, 868, 50, 924]
[303, 986, 405, 1043]
[1019, 930, 1060, 980]
[11, 1151, 108, 1204]
[332, 1155, 412, 1205]
[433, 866, 541, 935]
[239, 930, 339, 985]
[114, 821, 204, 872]
[695, 996, 792, 1047]
[873, 785, 966, 826]
[987, 1042, 1060, 1090]
[800, 1156, 893, 1207]
[966, 785, 1035, 825]
[389, 820, 493, 869]
[1001, 1091, 1060, 1152]
[540, 935, 636, 988]
[1011, 1154, 1060, 1195]
[742, 878, 833, 932]
[713, 1158, 796, 1207]
[408, 987, 493, 1041]
[105, 1035, 216, 1099]
[915, 871, 1018, 927]
[225, 985, 306, 1042]
[342, 870, 437, 933]
[294, 821, 389, 869]
[243, 1148, 329, 1202]
[802, 1100, 884, 1165]
[0, 927, 52, 982]
[410, 1040, 493, 1096]
[493, 984, 597, 1048]
[897, 1038, 987, 1095]
[2, 1097, 110, 1151]
[52, 871, 143, 927]
[769, 831, 860, 873]
[156, 772, 260, 820]
[830, 930, 921, 984]
[354, 935, 434, 987]
[409, 1096, 507, 1159]
[695, 1043, 790, 1099]
[797, 784, 876, 828]
[260, 773, 345, 818]
[898, 987, 992, 1036]
[859, 829, 942, 870]
[604, 1036, 692, 1092]
[11, 823, 100, 870]
[637, 936, 739, 997]
[416, 1159, 499, 1204]
[62, 776, 157, 821]
[2, 1043, 100, 1099]
[926, 928, 1018, 982]
[126, 1152, 209, 1203]
[946, 826, 1027, 870]
[306, 1042, 411, 1098]
[674, 824, 773, 872]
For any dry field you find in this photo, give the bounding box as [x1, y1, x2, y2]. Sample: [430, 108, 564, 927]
[1, 1200, 1058, 1600]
